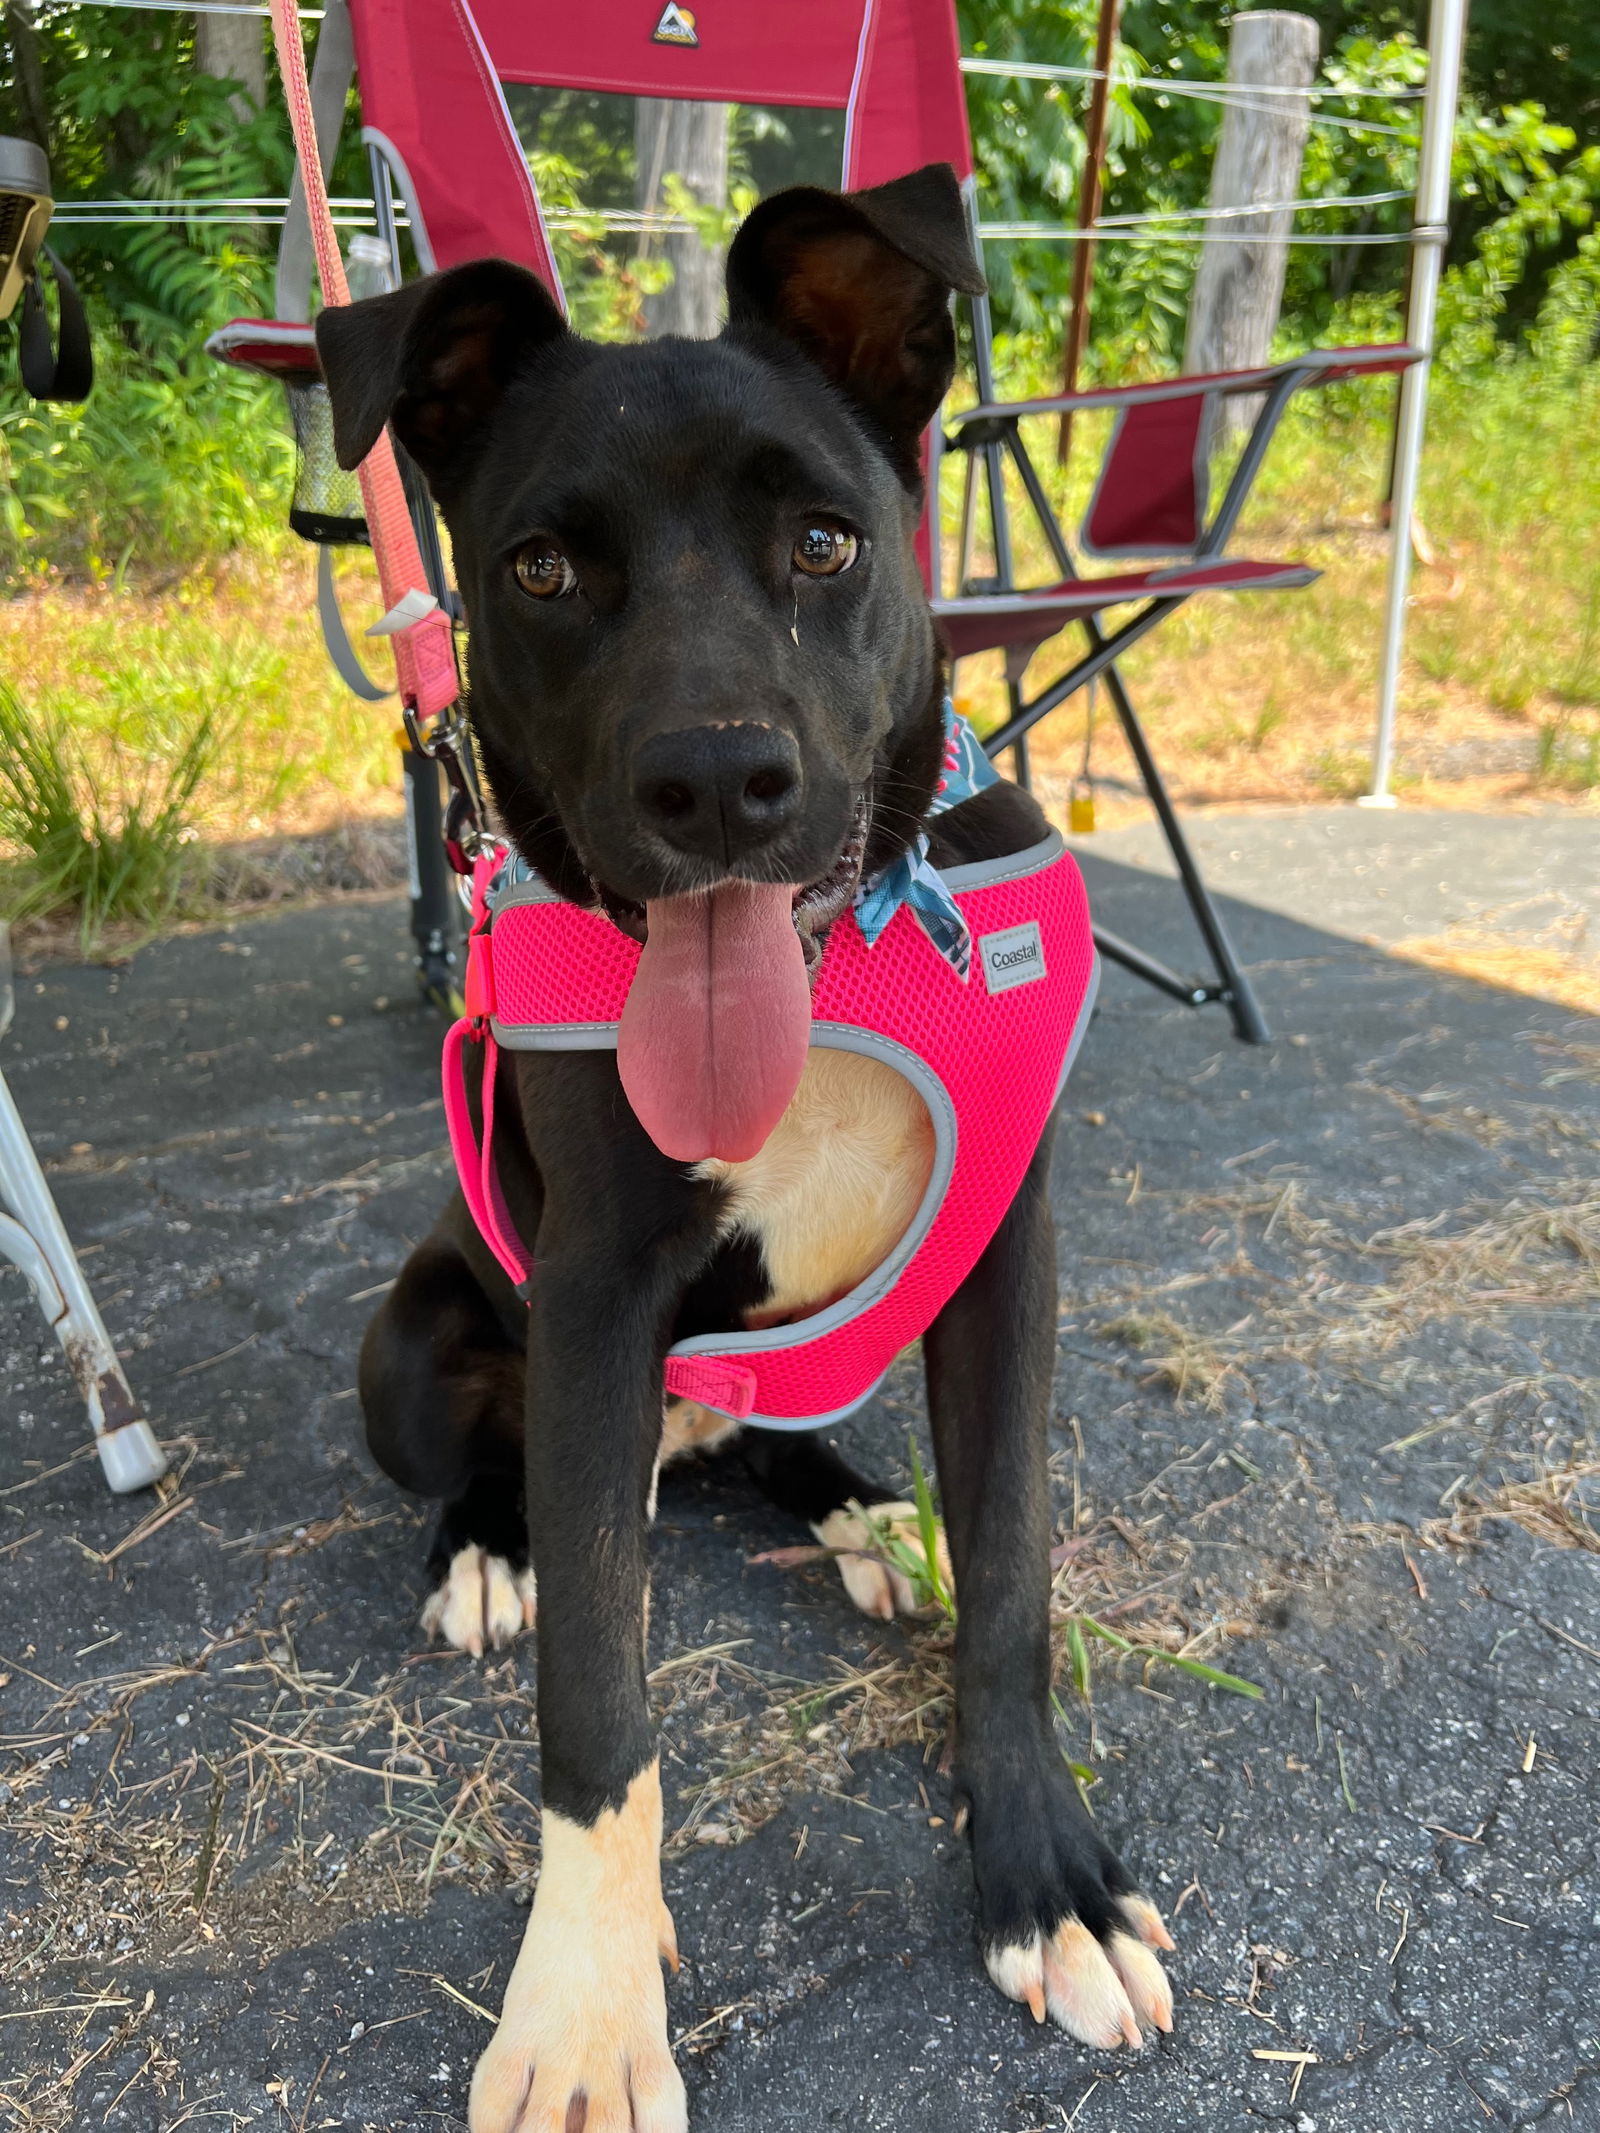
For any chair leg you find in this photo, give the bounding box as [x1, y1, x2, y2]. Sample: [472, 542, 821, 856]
[0, 1069, 167, 1493]
[1005, 676, 1032, 789]
[1099, 663, 1271, 1045]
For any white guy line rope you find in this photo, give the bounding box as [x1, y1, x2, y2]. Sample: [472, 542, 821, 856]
[959, 57, 1423, 101]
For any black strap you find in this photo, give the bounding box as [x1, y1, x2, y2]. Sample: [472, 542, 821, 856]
[18, 246, 93, 404]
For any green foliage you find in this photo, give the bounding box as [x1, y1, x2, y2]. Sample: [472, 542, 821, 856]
[958, 2, 1600, 377]
[0, 680, 222, 947]
[0, 336, 291, 579]
[1, 0, 1596, 591]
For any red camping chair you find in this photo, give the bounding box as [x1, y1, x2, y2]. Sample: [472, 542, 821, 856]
[233, 0, 1419, 1042]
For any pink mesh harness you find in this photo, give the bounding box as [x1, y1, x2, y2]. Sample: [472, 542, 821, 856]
[443, 831, 1098, 1428]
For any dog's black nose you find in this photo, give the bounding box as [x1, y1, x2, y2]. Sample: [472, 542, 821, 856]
[632, 724, 801, 864]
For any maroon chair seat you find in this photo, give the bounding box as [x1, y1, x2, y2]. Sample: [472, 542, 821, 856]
[935, 557, 1320, 662]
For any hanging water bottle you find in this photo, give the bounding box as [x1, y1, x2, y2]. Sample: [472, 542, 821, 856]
[345, 231, 396, 303]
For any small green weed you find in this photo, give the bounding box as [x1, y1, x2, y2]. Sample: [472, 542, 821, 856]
[0, 683, 222, 947]
[1534, 713, 1600, 790]
[1310, 746, 1372, 800]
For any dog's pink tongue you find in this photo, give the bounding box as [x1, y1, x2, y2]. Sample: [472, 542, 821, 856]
[618, 881, 810, 1164]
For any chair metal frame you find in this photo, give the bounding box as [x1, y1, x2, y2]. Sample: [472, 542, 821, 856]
[934, 331, 1418, 1044]
[0, 936, 167, 1494]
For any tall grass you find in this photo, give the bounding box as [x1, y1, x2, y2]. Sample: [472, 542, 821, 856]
[0, 683, 223, 946]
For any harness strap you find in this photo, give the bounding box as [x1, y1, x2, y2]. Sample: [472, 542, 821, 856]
[267, 0, 456, 726]
[441, 1019, 759, 1418]
[444, 877, 761, 1424]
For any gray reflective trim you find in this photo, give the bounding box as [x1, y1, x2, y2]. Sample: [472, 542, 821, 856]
[491, 1019, 618, 1048]
[734, 943, 1098, 1433]
[738, 1366, 891, 1434]
[489, 873, 564, 914]
[667, 1024, 957, 1378]
[935, 827, 1065, 895]
[484, 829, 1067, 938]
[1053, 949, 1101, 1102]
[481, 830, 1094, 1433]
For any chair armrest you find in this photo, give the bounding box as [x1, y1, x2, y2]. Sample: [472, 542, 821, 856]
[950, 344, 1422, 435]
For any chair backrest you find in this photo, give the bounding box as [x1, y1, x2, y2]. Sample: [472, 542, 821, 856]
[1081, 397, 1211, 560]
[345, 0, 972, 297]
[344, 0, 973, 587]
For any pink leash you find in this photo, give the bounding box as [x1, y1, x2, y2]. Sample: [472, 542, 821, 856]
[267, 0, 457, 728]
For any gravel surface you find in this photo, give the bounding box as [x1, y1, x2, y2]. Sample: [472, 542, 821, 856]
[2, 811, 1597, 2132]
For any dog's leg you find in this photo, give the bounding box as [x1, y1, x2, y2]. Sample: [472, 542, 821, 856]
[471, 1096, 697, 2133]
[741, 1430, 951, 1620]
[360, 1228, 535, 1655]
[923, 1127, 1175, 2049]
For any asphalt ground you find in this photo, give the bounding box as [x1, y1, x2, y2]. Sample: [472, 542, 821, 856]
[2, 808, 1597, 2133]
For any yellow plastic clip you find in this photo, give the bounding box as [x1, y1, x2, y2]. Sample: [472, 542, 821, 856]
[1069, 776, 1096, 835]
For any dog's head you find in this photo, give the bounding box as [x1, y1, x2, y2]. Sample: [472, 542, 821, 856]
[318, 163, 985, 1161]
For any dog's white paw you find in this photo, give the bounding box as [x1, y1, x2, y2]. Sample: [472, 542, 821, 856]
[986, 1899, 1175, 2048]
[421, 1543, 536, 1658]
[813, 1500, 954, 1620]
[469, 1765, 685, 2133]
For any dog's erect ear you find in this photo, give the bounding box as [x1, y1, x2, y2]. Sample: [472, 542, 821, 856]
[315, 258, 566, 476]
[724, 162, 986, 479]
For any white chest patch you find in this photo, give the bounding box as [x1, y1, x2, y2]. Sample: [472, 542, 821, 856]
[696, 1048, 934, 1326]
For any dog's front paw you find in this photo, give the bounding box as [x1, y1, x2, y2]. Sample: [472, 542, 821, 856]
[967, 1752, 1174, 2049]
[422, 1543, 536, 1657]
[470, 1766, 685, 2133]
[813, 1500, 953, 1619]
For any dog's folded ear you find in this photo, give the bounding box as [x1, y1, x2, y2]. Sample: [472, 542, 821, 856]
[724, 162, 986, 483]
[315, 258, 566, 480]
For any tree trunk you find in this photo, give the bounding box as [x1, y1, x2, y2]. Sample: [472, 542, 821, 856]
[195, 10, 267, 121]
[4, 0, 53, 155]
[1183, 11, 1319, 430]
[634, 97, 731, 339]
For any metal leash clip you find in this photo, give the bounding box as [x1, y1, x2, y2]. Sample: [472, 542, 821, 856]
[404, 702, 493, 871]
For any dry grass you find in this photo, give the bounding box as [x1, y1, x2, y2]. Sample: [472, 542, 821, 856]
[1092, 1174, 1600, 1379]
[0, 551, 407, 858]
[1097, 1309, 1239, 1410]
[657, 1502, 1250, 1854]
[1422, 1457, 1600, 1555]
[2, 376, 1597, 945]
[1391, 925, 1600, 1019]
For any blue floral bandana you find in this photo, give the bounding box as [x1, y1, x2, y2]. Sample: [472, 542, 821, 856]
[853, 701, 1000, 980]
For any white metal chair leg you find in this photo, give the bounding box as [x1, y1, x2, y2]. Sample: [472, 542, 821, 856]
[0, 1066, 167, 1493]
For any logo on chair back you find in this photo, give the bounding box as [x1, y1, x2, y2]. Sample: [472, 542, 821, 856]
[651, 2, 698, 43]
[978, 921, 1047, 995]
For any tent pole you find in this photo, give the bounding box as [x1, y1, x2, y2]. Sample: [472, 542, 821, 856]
[1360, 0, 1469, 807]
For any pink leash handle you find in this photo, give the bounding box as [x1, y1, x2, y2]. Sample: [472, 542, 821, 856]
[267, 0, 457, 725]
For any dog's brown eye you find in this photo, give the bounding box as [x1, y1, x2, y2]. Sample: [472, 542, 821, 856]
[793, 522, 859, 578]
[514, 540, 577, 599]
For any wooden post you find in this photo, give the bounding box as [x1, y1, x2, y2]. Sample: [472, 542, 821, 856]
[1183, 10, 1320, 424]
[1056, 0, 1123, 465]
[635, 98, 731, 339]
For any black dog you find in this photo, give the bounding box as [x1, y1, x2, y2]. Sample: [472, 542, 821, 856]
[319, 163, 1173, 2133]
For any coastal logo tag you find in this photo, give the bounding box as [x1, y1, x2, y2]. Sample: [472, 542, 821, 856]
[978, 921, 1046, 995]
[652, 2, 698, 44]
